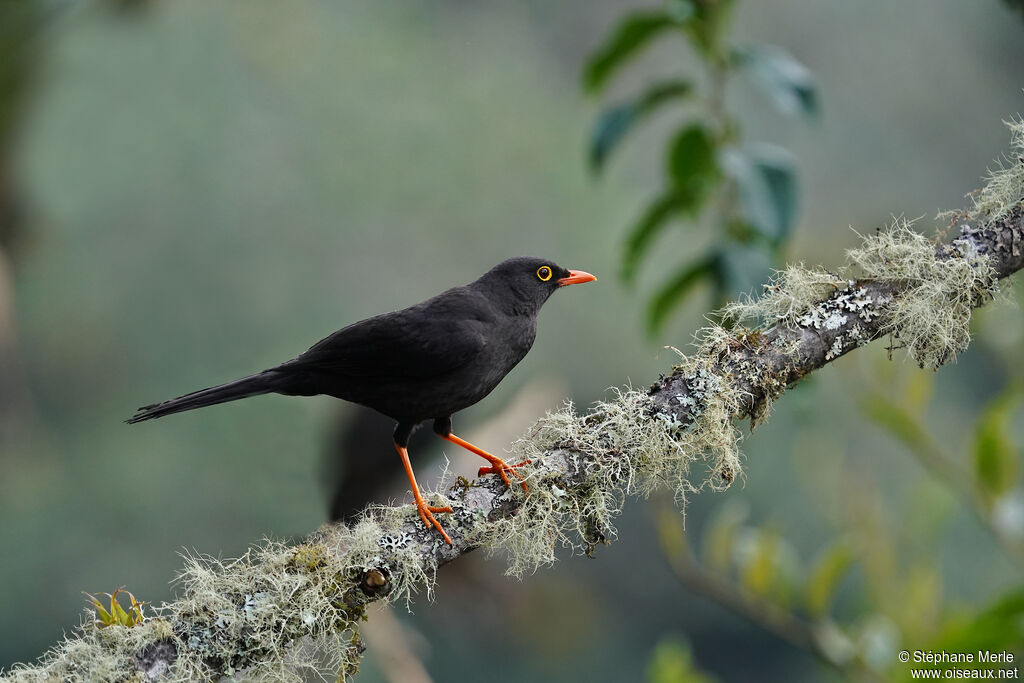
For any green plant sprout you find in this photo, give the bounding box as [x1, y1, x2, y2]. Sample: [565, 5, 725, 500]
[84, 588, 147, 629]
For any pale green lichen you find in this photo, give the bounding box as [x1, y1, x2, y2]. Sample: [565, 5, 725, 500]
[3, 512, 444, 682]
[7, 117, 1021, 683]
[848, 218, 997, 368]
[5, 617, 177, 682]
[3, 235, 1003, 683]
[169, 540, 364, 681]
[967, 117, 1024, 222]
[477, 333, 747, 578]
[717, 215, 998, 371]
[722, 264, 845, 326]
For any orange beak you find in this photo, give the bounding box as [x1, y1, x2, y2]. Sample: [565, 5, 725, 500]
[557, 269, 597, 287]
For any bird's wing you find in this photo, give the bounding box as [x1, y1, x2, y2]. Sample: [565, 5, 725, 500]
[281, 301, 489, 381]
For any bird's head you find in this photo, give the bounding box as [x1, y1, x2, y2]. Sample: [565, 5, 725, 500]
[476, 257, 596, 315]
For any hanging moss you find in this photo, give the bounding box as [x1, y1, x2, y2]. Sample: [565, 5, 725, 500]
[6, 115, 1023, 683]
[966, 117, 1024, 222]
[848, 219, 998, 368]
[477, 333, 747, 578]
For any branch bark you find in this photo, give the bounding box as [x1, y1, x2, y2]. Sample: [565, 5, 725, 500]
[4, 207, 1023, 680]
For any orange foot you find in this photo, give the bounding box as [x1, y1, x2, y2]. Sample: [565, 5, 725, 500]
[415, 498, 454, 545]
[477, 456, 533, 493]
[438, 433, 533, 494]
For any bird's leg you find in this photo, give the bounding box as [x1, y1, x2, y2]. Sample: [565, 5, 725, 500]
[432, 419, 530, 493]
[393, 423, 452, 544]
[394, 442, 453, 544]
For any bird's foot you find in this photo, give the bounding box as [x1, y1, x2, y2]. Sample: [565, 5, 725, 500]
[439, 433, 532, 494]
[414, 498, 454, 545]
[477, 457, 532, 493]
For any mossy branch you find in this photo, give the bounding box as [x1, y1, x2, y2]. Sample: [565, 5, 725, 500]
[4, 121, 1024, 682]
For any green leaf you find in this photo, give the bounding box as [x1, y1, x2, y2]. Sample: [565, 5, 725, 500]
[735, 45, 819, 121]
[860, 393, 932, 454]
[942, 585, 1024, 651]
[622, 192, 684, 285]
[647, 636, 718, 683]
[899, 564, 944, 637]
[85, 593, 113, 626]
[702, 501, 748, 571]
[583, 12, 681, 93]
[590, 79, 693, 173]
[112, 596, 132, 627]
[620, 125, 718, 287]
[734, 527, 798, 604]
[739, 530, 779, 597]
[974, 388, 1022, 500]
[667, 124, 718, 190]
[804, 540, 854, 616]
[655, 504, 690, 562]
[715, 244, 774, 298]
[683, 0, 738, 59]
[646, 253, 719, 335]
[720, 144, 798, 244]
[932, 586, 1024, 657]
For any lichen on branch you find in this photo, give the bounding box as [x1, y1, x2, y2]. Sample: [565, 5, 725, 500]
[4, 120, 1024, 683]
[967, 116, 1024, 223]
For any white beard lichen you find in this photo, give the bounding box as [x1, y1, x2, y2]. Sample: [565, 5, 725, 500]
[965, 117, 1024, 223]
[7, 114, 1023, 683]
[848, 219, 998, 369]
[477, 329, 747, 578]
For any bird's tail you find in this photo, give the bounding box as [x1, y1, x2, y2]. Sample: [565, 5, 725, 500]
[126, 370, 282, 423]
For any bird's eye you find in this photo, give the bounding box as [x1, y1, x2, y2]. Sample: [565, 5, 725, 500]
[536, 266, 552, 281]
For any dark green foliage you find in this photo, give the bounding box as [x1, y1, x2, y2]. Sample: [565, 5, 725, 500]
[721, 144, 798, 246]
[1002, 0, 1024, 18]
[645, 253, 721, 334]
[680, 0, 737, 59]
[667, 124, 718, 189]
[647, 636, 718, 683]
[622, 192, 688, 284]
[931, 588, 1024, 656]
[973, 386, 1022, 501]
[583, 11, 680, 94]
[733, 45, 819, 121]
[803, 540, 854, 616]
[589, 79, 692, 173]
[620, 124, 720, 288]
[585, 0, 818, 333]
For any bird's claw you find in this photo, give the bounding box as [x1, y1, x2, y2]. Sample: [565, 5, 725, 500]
[477, 458, 532, 493]
[415, 500, 453, 545]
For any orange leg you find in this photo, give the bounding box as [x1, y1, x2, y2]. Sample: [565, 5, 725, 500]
[394, 442, 453, 544]
[440, 433, 531, 493]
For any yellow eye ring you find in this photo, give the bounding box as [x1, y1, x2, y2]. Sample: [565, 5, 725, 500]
[536, 266, 552, 281]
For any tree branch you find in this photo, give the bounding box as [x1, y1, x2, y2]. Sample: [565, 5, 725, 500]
[5, 126, 1024, 681]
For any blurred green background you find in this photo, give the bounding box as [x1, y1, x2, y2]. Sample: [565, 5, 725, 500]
[1, 1, 1023, 681]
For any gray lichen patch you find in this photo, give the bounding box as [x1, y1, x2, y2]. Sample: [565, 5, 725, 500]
[4, 514, 446, 682]
[849, 219, 997, 368]
[7, 118, 1023, 683]
[4, 221, 1007, 683]
[476, 332, 748, 577]
[164, 509, 446, 681]
[722, 264, 845, 327]
[719, 214, 996, 370]
[4, 617, 177, 683]
[967, 117, 1024, 223]
[168, 537, 370, 681]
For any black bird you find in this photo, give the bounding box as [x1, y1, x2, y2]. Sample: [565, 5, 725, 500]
[128, 257, 596, 543]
